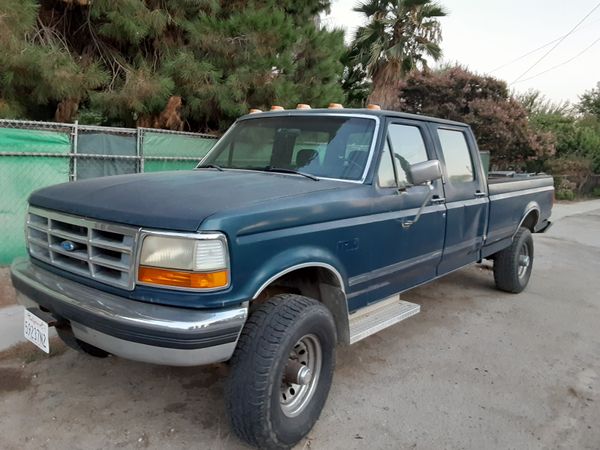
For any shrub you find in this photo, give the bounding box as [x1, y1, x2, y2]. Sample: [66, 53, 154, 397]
[396, 66, 555, 170]
[546, 157, 593, 195]
[555, 189, 576, 201]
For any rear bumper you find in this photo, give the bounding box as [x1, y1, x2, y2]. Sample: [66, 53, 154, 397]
[10, 257, 248, 366]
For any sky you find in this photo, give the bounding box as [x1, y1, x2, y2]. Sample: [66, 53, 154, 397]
[322, 0, 600, 103]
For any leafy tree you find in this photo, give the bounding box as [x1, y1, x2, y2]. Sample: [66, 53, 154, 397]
[348, 0, 447, 108]
[341, 46, 372, 107]
[531, 110, 600, 174]
[396, 66, 555, 170]
[578, 83, 600, 119]
[516, 90, 572, 116]
[525, 84, 600, 197]
[0, 0, 345, 131]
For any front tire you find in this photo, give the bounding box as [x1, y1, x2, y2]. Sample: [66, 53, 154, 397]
[493, 227, 534, 293]
[225, 294, 336, 449]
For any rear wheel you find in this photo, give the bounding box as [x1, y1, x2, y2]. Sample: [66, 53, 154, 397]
[493, 227, 534, 293]
[225, 294, 336, 449]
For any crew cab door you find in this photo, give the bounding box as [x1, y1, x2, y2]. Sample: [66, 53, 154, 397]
[351, 119, 446, 309]
[432, 125, 489, 275]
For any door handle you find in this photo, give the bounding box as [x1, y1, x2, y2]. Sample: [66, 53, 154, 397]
[431, 196, 445, 205]
[474, 191, 487, 198]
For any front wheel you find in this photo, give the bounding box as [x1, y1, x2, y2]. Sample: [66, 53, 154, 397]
[225, 294, 336, 449]
[493, 227, 534, 293]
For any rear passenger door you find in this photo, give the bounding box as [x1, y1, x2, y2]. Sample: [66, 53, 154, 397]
[433, 126, 488, 275]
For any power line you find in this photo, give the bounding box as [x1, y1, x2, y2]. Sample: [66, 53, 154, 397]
[510, 1, 600, 84]
[512, 34, 600, 84]
[489, 17, 600, 73]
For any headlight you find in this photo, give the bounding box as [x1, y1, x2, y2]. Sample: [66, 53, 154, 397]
[138, 233, 229, 290]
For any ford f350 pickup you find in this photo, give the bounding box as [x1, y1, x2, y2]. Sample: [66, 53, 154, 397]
[11, 107, 553, 449]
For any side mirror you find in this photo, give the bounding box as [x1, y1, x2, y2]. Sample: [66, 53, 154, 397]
[409, 160, 443, 186]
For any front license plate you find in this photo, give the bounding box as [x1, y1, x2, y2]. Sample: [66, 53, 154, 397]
[24, 309, 50, 353]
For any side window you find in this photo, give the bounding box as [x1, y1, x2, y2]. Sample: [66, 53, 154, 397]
[387, 124, 429, 187]
[377, 141, 397, 188]
[437, 129, 474, 183]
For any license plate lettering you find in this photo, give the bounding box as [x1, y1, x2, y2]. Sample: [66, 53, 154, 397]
[23, 309, 50, 353]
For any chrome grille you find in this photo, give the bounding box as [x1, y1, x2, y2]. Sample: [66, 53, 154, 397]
[26, 207, 139, 290]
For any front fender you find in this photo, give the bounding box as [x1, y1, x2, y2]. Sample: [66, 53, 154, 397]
[246, 246, 348, 299]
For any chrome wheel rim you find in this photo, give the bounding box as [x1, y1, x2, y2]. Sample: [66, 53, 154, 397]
[518, 244, 530, 279]
[280, 334, 322, 418]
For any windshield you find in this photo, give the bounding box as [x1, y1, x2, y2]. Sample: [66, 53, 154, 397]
[201, 115, 376, 181]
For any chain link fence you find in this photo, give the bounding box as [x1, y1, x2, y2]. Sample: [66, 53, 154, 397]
[0, 119, 218, 264]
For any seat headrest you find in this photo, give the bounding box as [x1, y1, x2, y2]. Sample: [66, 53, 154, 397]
[296, 149, 319, 168]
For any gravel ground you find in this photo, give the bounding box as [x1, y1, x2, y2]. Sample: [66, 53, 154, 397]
[0, 203, 599, 450]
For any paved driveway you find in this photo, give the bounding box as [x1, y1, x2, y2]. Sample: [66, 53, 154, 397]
[1, 201, 599, 449]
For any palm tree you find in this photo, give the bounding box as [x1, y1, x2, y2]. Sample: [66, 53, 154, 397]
[351, 0, 448, 108]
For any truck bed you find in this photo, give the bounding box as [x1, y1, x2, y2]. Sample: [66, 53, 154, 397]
[488, 173, 553, 196]
[483, 173, 554, 258]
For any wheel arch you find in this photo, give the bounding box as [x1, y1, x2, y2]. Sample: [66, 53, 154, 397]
[516, 203, 540, 235]
[252, 262, 350, 345]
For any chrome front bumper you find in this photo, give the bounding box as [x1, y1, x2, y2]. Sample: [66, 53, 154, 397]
[10, 258, 248, 366]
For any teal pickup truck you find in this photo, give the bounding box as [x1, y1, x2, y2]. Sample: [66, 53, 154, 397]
[11, 106, 553, 449]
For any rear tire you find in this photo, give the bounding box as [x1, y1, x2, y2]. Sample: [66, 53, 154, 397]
[225, 294, 336, 449]
[493, 227, 534, 293]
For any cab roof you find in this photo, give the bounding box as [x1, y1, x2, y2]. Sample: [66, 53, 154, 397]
[237, 108, 468, 128]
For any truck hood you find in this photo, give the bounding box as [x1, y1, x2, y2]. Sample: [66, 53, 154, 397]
[28, 170, 344, 231]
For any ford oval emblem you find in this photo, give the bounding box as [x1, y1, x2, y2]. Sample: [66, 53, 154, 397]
[61, 240, 77, 252]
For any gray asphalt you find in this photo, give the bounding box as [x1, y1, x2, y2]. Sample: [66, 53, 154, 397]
[0, 200, 599, 449]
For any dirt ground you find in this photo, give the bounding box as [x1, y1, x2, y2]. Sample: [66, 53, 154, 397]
[0, 267, 16, 308]
[0, 206, 599, 450]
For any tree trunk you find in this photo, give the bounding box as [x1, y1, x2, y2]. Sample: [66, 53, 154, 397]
[367, 68, 401, 110]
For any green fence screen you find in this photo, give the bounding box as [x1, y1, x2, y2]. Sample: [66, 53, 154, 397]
[143, 132, 215, 172]
[0, 128, 71, 264]
[0, 123, 217, 265]
[0, 127, 71, 154]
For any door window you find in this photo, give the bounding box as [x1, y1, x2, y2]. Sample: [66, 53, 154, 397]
[387, 124, 429, 188]
[437, 129, 474, 183]
[377, 141, 397, 188]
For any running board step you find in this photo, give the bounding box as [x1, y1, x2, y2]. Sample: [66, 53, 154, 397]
[348, 296, 420, 344]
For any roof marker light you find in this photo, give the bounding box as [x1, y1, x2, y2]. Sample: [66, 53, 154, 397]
[328, 103, 344, 109]
[271, 105, 284, 111]
[296, 104, 311, 109]
[249, 108, 262, 114]
[367, 104, 381, 110]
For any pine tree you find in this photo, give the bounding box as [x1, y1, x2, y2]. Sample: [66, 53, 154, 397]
[0, 0, 345, 131]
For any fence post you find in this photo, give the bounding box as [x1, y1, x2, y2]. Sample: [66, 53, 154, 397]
[137, 128, 144, 173]
[71, 120, 79, 181]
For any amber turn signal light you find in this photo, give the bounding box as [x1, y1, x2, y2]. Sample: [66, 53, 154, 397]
[367, 104, 381, 110]
[271, 105, 284, 111]
[328, 103, 344, 109]
[139, 266, 228, 289]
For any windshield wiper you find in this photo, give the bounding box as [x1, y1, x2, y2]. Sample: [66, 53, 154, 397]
[197, 164, 224, 171]
[260, 167, 319, 181]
